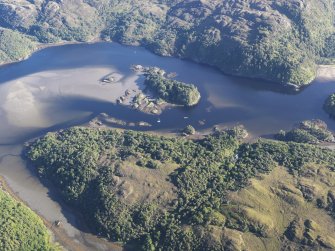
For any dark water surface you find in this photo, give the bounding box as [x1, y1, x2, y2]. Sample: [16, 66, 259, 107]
[0, 42, 334, 250]
[1, 42, 335, 141]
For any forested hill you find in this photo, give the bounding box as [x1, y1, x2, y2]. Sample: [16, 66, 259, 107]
[0, 0, 334, 86]
[26, 126, 335, 250]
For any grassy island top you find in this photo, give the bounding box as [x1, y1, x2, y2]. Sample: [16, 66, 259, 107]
[26, 126, 335, 250]
[144, 70, 201, 106]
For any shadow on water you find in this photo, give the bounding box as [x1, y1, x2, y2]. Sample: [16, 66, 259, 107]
[0, 42, 334, 139]
[0, 93, 252, 145]
[44, 94, 253, 131]
[0, 42, 312, 96]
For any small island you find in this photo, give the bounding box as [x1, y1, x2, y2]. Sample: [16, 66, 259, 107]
[144, 69, 201, 106]
[101, 73, 122, 84]
[128, 66, 201, 115]
[324, 93, 335, 117]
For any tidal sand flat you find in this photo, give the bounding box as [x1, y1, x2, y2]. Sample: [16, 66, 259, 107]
[317, 65, 335, 82]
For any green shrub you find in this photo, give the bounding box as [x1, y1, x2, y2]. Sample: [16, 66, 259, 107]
[183, 125, 196, 135]
[324, 94, 335, 117]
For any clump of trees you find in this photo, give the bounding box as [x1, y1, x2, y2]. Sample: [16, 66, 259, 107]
[182, 125, 196, 135]
[276, 120, 334, 144]
[324, 94, 335, 117]
[144, 70, 201, 106]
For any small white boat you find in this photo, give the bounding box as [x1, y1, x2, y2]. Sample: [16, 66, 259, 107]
[157, 119, 161, 123]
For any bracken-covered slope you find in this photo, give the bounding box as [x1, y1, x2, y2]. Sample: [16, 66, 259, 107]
[0, 0, 334, 86]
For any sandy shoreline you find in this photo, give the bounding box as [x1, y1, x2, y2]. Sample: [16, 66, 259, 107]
[316, 65, 335, 81]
